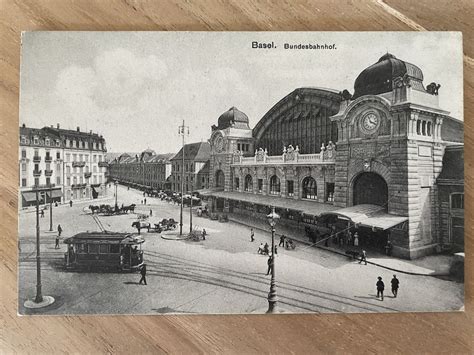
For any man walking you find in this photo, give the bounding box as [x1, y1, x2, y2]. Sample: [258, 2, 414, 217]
[391, 275, 400, 297]
[376, 276, 385, 300]
[250, 228, 255, 242]
[69, 200, 73, 207]
[139, 264, 147, 285]
[279, 234, 285, 247]
[359, 249, 367, 265]
[266, 256, 272, 275]
[55, 235, 60, 249]
[57, 224, 62, 237]
[40, 209, 45, 218]
[149, 209, 153, 216]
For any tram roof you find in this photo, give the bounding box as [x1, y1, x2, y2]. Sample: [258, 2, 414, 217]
[64, 232, 145, 245]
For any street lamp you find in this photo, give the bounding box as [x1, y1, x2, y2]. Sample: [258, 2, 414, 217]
[49, 182, 53, 231]
[266, 206, 280, 313]
[114, 180, 118, 209]
[178, 120, 189, 236]
[24, 184, 55, 309]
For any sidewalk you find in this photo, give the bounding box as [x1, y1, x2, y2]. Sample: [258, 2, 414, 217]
[20, 194, 114, 214]
[227, 213, 454, 277]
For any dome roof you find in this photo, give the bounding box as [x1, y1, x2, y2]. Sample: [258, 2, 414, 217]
[217, 107, 250, 130]
[353, 53, 425, 99]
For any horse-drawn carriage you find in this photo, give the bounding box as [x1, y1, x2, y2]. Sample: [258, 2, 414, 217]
[89, 203, 136, 216]
[157, 218, 178, 231]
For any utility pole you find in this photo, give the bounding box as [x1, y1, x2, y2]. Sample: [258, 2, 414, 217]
[178, 120, 189, 236]
[49, 183, 53, 231]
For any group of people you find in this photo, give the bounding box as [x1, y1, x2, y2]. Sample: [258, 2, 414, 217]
[376, 275, 400, 301]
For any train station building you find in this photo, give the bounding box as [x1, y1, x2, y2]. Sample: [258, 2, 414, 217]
[204, 54, 464, 259]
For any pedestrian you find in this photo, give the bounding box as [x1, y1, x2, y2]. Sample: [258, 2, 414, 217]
[40, 209, 45, 218]
[202, 229, 207, 240]
[385, 240, 393, 256]
[279, 234, 285, 247]
[250, 228, 255, 242]
[359, 249, 367, 265]
[149, 209, 153, 216]
[258, 243, 264, 254]
[55, 201, 58, 207]
[69, 200, 73, 207]
[354, 232, 359, 247]
[57, 224, 62, 236]
[138, 264, 147, 285]
[274, 245, 278, 255]
[144, 198, 147, 205]
[263, 243, 269, 255]
[391, 275, 400, 297]
[266, 256, 272, 275]
[55, 235, 60, 249]
[376, 276, 385, 300]
[137, 225, 141, 235]
[347, 231, 353, 246]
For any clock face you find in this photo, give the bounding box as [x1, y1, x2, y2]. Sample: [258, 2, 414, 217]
[362, 112, 379, 132]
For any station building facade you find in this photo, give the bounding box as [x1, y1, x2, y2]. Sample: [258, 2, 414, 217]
[205, 54, 464, 259]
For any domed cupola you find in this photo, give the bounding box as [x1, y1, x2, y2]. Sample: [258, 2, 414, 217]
[216, 107, 250, 130]
[353, 53, 425, 99]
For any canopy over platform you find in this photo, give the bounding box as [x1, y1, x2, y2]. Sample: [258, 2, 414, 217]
[64, 232, 145, 245]
[207, 190, 338, 216]
[320, 204, 408, 230]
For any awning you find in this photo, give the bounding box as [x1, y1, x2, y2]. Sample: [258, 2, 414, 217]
[46, 189, 62, 198]
[207, 190, 338, 216]
[320, 204, 408, 230]
[22, 191, 37, 202]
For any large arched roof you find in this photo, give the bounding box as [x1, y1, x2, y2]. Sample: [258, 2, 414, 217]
[252, 87, 342, 141]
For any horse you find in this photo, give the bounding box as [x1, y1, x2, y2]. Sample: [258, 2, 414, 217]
[122, 204, 136, 213]
[132, 221, 151, 233]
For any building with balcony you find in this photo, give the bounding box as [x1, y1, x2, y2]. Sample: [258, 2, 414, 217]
[205, 54, 464, 259]
[19, 124, 108, 207]
[108, 150, 173, 191]
[170, 142, 211, 193]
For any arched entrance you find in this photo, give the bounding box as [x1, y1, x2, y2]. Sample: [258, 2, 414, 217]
[353, 172, 388, 209]
[215, 170, 225, 189]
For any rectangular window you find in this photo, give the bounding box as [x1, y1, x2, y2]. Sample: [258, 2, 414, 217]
[46, 177, 51, 186]
[99, 244, 108, 254]
[287, 180, 294, 197]
[76, 244, 86, 253]
[67, 177, 70, 186]
[451, 193, 464, 209]
[34, 177, 39, 186]
[258, 179, 263, 193]
[110, 244, 120, 253]
[22, 178, 27, 187]
[73, 154, 77, 162]
[21, 163, 27, 172]
[56, 151, 60, 159]
[326, 183, 335, 202]
[56, 176, 61, 185]
[88, 244, 99, 254]
[22, 150, 26, 158]
[66, 153, 70, 162]
[235, 177, 240, 190]
[46, 163, 51, 171]
[34, 163, 39, 171]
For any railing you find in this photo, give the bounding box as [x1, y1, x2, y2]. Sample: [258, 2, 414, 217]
[45, 155, 52, 162]
[233, 152, 332, 166]
[297, 153, 320, 161]
[33, 169, 42, 176]
[84, 172, 92, 178]
[72, 161, 86, 167]
[33, 155, 41, 162]
[98, 161, 108, 168]
[71, 183, 87, 189]
[44, 169, 53, 176]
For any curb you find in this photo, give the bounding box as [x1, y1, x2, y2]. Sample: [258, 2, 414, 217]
[227, 216, 445, 277]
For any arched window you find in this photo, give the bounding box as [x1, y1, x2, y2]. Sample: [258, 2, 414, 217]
[244, 174, 252, 192]
[269, 175, 280, 195]
[302, 176, 317, 200]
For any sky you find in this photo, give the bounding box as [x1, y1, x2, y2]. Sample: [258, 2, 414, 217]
[20, 32, 463, 154]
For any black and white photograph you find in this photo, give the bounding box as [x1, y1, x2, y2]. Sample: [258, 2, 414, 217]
[18, 31, 464, 315]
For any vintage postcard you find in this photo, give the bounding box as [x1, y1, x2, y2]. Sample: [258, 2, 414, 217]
[18, 32, 464, 315]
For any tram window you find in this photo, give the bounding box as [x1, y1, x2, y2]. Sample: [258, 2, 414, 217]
[110, 245, 120, 253]
[88, 244, 99, 254]
[99, 244, 108, 254]
[76, 244, 86, 253]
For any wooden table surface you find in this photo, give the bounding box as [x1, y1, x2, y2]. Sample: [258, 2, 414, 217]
[1, 1, 472, 353]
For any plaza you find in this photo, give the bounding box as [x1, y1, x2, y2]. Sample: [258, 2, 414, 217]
[18, 185, 463, 315]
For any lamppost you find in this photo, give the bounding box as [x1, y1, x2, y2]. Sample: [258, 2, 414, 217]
[24, 184, 55, 309]
[266, 206, 280, 313]
[49, 182, 53, 231]
[178, 120, 189, 236]
[114, 180, 118, 210]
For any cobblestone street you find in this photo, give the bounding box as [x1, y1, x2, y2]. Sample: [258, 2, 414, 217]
[18, 185, 464, 315]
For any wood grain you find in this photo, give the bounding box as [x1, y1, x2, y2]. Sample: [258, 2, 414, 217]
[1, 0, 473, 353]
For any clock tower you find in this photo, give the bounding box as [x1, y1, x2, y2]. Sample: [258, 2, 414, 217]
[209, 107, 253, 193]
[330, 53, 461, 258]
